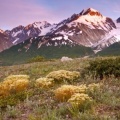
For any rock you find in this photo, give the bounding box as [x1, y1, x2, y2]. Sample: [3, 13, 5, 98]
[83, 56, 89, 59]
[61, 56, 73, 62]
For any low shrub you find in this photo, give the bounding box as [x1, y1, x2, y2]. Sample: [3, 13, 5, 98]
[87, 83, 102, 92]
[54, 85, 87, 102]
[35, 77, 54, 88]
[0, 75, 29, 96]
[86, 57, 120, 79]
[46, 70, 80, 83]
[68, 93, 93, 111]
[0, 84, 9, 96]
[27, 56, 46, 63]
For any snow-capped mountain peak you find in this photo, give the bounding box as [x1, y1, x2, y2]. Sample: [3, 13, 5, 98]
[33, 21, 51, 29]
[66, 8, 115, 31]
[45, 8, 117, 52]
[5, 21, 52, 45]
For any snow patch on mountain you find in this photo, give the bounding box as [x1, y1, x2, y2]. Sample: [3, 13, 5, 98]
[12, 30, 22, 37]
[27, 30, 31, 36]
[12, 38, 20, 44]
[52, 36, 62, 41]
[40, 24, 56, 36]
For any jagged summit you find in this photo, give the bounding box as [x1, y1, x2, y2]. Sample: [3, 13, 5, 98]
[32, 21, 51, 29]
[25, 21, 51, 30]
[80, 8, 102, 17]
[11, 25, 24, 31]
[64, 7, 115, 32]
[4, 21, 52, 45]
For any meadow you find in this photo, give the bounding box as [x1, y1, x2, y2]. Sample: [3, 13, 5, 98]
[0, 57, 119, 120]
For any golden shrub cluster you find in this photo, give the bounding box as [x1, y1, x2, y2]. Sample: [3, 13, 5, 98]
[0, 83, 9, 96]
[35, 70, 80, 89]
[0, 75, 29, 96]
[68, 93, 92, 107]
[54, 85, 87, 102]
[54, 83, 102, 103]
[35, 77, 54, 88]
[46, 70, 80, 82]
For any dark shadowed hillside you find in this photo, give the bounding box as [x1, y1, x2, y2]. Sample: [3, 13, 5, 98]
[0, 37, 94, 65]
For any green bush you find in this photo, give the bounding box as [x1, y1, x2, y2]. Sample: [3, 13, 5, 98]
[86, 57, 120, 79]
[27, 56, 46, 63]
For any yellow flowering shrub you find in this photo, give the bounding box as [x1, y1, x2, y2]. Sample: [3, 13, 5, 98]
[46, 70, 80, 83]
[87, 83, 102, 92]
[11, 79, 29, 92]
[35, 77, 54, 88]
[4, 75, 29, 81]
[54, 85, 87, 102]
[0, 83, 9, 96]
[68, 93, 92, 108]
[0, 75, 29, 96]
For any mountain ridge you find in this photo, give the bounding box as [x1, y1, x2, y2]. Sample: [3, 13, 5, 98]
[0, 7, 120, 58]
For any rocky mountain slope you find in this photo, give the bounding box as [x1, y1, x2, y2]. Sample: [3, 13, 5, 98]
[0, 29, 12, 52]
[45, 8, 117, 53]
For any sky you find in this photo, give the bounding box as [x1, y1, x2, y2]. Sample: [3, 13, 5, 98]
[0, 0, 120, 30]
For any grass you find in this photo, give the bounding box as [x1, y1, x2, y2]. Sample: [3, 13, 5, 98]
[0, 57, 120, 120]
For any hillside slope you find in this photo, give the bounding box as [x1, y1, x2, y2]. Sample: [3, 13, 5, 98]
[0, 37, 94, 65]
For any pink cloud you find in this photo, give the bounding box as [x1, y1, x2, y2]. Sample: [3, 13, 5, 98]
[0, 0, 58, 30]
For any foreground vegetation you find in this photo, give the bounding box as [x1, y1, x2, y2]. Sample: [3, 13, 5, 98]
[0, 57, 120, 120]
